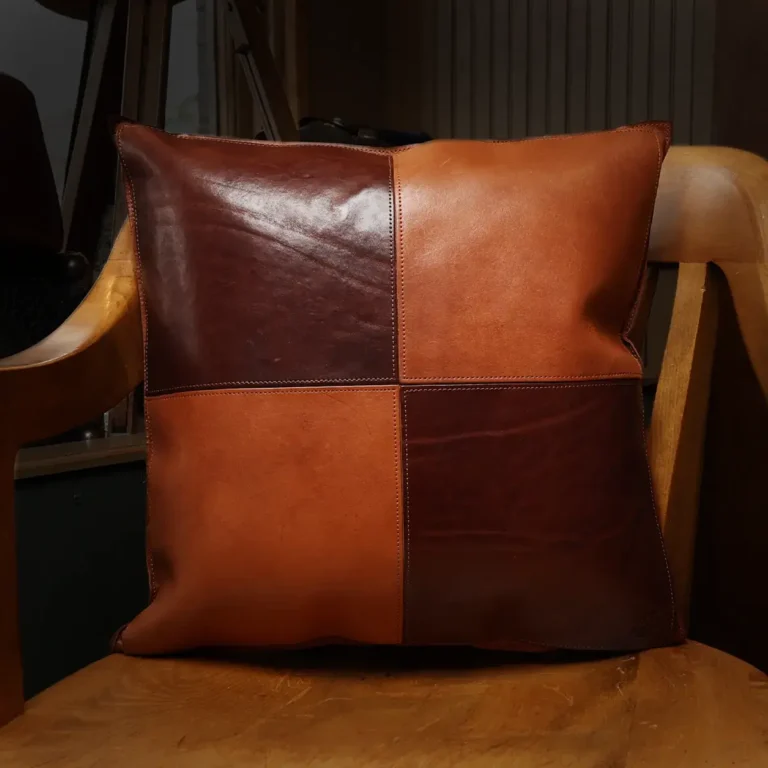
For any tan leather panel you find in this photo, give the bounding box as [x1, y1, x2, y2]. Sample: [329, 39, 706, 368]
[393, 127, 666, 381]
[118, 387, 403, 654]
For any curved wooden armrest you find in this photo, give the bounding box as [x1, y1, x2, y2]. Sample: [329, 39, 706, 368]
[651, 146, 768, 400]
[0, 225, 142, 447]
[651, 145, 768, 266]
[649, 146, 768, 616]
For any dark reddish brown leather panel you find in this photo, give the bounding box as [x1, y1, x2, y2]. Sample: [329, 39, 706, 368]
[118, 387, 403, 654]
[394, 126, 667, 382]
[401, 382, 680, 650]
[117, 126, 395, 393]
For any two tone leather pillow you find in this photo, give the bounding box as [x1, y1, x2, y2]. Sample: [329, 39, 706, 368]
[115, 123, 682, 655]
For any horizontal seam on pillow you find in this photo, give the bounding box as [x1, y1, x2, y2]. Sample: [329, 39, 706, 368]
[145, 380, 641, 402]
[146, 387, 400, 401]
[401, 381, 640, 393]
[401, 372, 641, 380]
[145, 372, 643, 395]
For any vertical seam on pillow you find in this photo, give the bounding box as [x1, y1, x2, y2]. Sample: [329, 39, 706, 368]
[637, 383, 679, 636]
[395, 156, 407, 378]
[622, 128, 664, 367]
[388, 154, 397, 379]
[391, 387, 403, 643]
[116, 123, 157, 599]
[401, 389, 412, 643]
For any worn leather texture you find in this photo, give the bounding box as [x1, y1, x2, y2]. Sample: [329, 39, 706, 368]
[117, 122, 681, 655]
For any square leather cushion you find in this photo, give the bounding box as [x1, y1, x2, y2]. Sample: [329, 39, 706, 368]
[115, 123, 682, 655]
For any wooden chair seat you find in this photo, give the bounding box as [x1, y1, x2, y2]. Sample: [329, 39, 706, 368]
[1, 641, 767, 766]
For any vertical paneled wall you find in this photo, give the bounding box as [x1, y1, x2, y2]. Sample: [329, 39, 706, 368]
[397, 0, 717, 143]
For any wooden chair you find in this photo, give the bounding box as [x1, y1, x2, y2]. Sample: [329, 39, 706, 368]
[1, 146, 767, 766]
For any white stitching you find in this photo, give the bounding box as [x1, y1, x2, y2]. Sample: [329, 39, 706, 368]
[388, 154, 397, 378]
[146, 372, 640, 395]
[395, 157, 407, 377]
[402, 390, 411, 640]
[147, 386, 399, 402]
[147, 376, 396, 396]
[400, 372, 641, 382]
[402, 381, 638, 393]
[391, 388, 403, 641]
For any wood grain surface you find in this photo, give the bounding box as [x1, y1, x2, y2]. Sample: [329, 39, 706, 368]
[0, 641, 767, 767]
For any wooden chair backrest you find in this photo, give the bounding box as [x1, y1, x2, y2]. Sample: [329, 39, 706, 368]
[0, 145, 767, 728]
[647, 146, 768, 617]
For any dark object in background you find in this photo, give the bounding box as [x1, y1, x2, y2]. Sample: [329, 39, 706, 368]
[0, 248, 90, 359]
[298, 116, 431, 147]
[0, 74, 91, 359]
[16, 462, 148, 698]
[0, 75, 62, 253]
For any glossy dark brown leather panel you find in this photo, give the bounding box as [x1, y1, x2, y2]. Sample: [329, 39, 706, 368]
[117, 126, 395, 393]
[402, 383, 681, 650]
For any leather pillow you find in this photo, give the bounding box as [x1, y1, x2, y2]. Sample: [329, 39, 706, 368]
[115, 123, 682, 655]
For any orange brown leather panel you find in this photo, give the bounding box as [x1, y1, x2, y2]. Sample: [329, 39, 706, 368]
[117, 126, 396, 393]
[393, 127, 667, 382]
[401, 382, 680, 650]
[118, 387, 403, 654]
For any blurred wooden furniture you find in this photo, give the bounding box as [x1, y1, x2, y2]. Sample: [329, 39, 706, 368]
[1, 146, 767, 764]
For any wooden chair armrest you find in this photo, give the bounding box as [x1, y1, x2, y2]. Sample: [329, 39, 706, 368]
[651, 146, 768, 267]
[0, 224, 141, 724]
[649, 147, 768, 619]
[0, 224, 142, 447]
